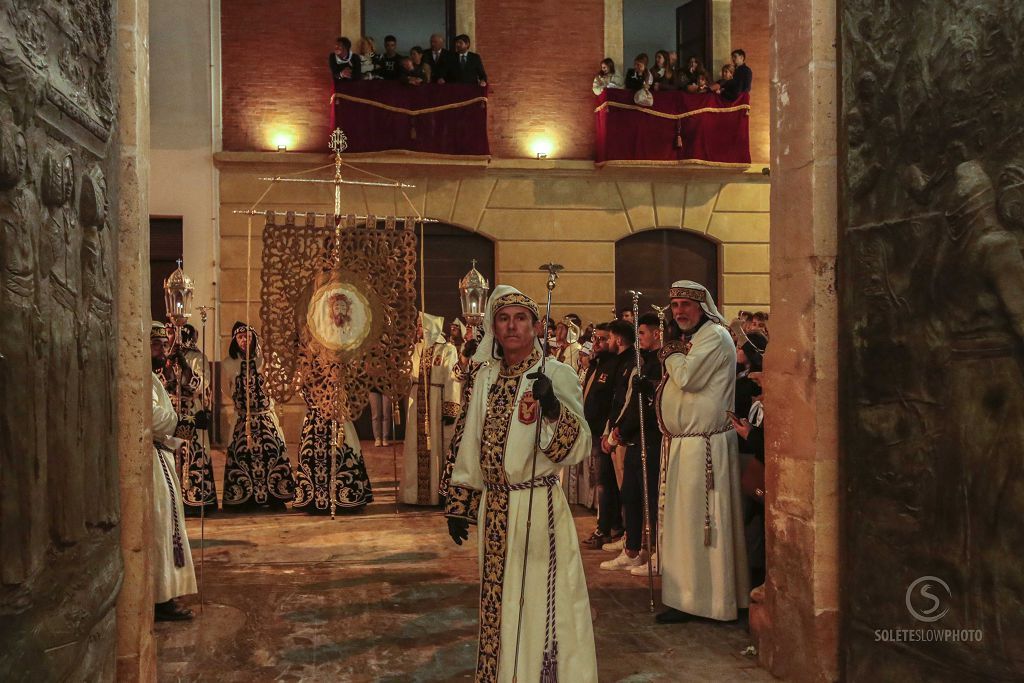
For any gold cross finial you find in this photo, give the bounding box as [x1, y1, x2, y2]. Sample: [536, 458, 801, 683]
[330, 128, 348, 155]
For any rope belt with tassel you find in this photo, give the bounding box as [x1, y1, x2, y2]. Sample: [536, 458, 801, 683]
[155, 442, 187, 567]
[661, 423, 733, 546]
[488, 474, 561, 680]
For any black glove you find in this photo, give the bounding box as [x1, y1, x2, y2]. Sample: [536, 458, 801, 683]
[462, 339, 479, 359]
[527, 371, 560, 420]
[193, 409, 211, 430]
[443, 415, 456, 426]
[631, 374, 655, 396]
[447, 517, 470, 545]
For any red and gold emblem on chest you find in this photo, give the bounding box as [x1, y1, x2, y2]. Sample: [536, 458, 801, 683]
[433, 353, 443, 366]
[518, 391, 539, 425]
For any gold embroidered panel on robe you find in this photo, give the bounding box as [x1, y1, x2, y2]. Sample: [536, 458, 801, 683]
[415, 343, 438, 505]
[475, 350, 538, 682]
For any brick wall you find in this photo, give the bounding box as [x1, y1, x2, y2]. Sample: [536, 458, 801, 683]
[221, 0, 340, 152]
[476, 0, 605, 159]
[731, 0, 770, 163]
[219, 0, 765, 161]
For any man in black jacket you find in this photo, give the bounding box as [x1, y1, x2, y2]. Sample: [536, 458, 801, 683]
[329, 36, 360, 83]
[731, 48, 753, 93]
[582, 321, 635, 549]
[603, 313, 663, 572]
[449, 34, 488, 86]
[425, 33, 455, 83]
[580, 323, 623, 548]
[378, 35, 403, 80]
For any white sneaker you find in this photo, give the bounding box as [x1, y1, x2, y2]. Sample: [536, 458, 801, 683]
[374, 439, 382, 447]
[630, 552, 658, 576]
[600, 550, 644, 571]
[602, 538, 624, 552]
[382, 439, 390, 447]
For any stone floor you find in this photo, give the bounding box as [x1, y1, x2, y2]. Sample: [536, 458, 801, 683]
[156, 443, 770, 682]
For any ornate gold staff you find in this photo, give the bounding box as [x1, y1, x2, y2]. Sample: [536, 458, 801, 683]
[164, 260, 194, 495]
[512, 262, 562, 683]
[629, 290, 656, 612]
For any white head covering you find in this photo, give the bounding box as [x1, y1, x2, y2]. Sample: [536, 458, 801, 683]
[668, 280, 725, 324]
[420, 312, 446, 345]
[451, 317, 467, 339]
[472, 284, 542, 364]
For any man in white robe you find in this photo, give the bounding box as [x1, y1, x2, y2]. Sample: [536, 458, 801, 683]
[655, 280, 749, 623]
[400, 312, 459, 505]
[445, 285, 597, 683]
[150, 323, 197, 620]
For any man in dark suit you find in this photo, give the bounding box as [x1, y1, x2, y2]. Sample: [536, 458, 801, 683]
[424, 33, 455, 83]
[449, 34, 487, 86]
[731, 48, 753, 93]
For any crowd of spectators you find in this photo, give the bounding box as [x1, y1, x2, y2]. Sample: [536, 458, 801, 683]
[593, 48, 753, 102]
[554, 305, 769, 591]
[330, 33, 487, 87]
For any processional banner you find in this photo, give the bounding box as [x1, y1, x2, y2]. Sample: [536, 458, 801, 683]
[260, 211, 419, 420]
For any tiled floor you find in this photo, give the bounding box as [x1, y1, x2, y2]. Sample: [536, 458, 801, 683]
[156, 443, 770, 682]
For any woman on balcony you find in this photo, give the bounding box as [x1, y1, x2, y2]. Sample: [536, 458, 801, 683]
[592, 58, 624, 95]
[652, 50, 675, 91]
[624, 53, 653, 91]
[357, 36, 381, 80]
[675, 55, 704, 90]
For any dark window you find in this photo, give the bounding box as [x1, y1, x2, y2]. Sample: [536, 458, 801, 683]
[676, 0, 712, 74]
[150, 216, 183, 321]
[622, 0, 712, 74]
[362, 0, 455, 50]
[614, 228, 719, 313]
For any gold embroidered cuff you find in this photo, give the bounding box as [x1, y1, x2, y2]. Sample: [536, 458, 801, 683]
[659, 340, 690, 362]
[542, 405, 582, 464]
[445, 484, 482, 523]
[443, 401, 460, 419]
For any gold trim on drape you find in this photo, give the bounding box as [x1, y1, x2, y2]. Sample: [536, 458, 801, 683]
[331, 92, 488, 116]
[594, 100, 751, 120]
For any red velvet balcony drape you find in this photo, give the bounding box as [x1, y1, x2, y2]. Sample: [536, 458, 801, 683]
[594, 90, 751, 167]
[331, 82, 490, 157]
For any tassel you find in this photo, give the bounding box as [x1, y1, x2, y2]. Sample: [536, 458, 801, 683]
[703, 523, 711, 547]
[675, 134, 683, 149]
[540, 646, 559, 682]
[410, 124, 417, 140]
[173, 533, 186, 568]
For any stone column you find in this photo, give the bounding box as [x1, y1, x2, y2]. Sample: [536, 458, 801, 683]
[752, 0, 839, 680]
[456, 0, 476, 44]
[603, 0, 623, 70]
[115, 0, 156, 680]
[340, 0, 360, 37]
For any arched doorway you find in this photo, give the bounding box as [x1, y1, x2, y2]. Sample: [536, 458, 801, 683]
[413, 221, 495, 325]
[614, 228, 719, 313]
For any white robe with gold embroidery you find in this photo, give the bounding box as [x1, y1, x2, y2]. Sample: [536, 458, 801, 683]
[658, 322, 749, 620]
[400, 337, 459, 505]
[446, 354, 597, 683]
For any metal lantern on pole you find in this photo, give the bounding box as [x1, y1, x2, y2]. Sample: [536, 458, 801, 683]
[458, 259, 489, 325]
[164, 259, 194, 327]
